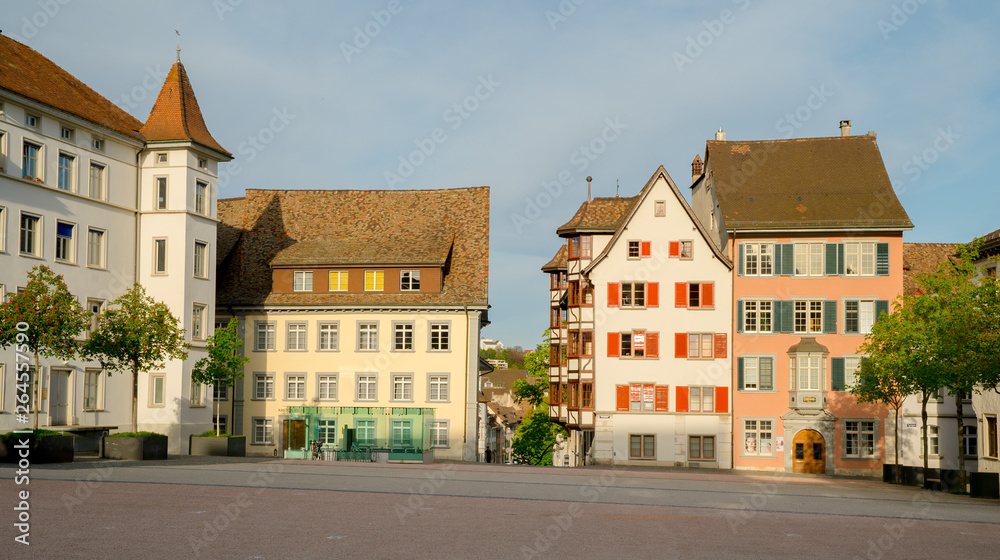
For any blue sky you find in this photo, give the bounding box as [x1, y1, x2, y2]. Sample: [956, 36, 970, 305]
[7, 0, 999, 349]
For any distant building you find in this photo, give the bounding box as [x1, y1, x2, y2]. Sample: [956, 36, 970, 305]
[480, 338, 505, 352]
[485, 359, 508, 370]
[479, 369, 537, 463]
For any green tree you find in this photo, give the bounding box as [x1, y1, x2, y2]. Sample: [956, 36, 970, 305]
[0, 266, 90, 429]
[82, 284, 188, 433]
[511, 404, 567, 466]
[191, 321, 248, 435]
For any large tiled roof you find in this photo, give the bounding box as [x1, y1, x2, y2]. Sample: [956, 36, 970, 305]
[541, 244, 567, 272]
[556, 196, 638, 236]
[0, 34, 143, 139]
[271, 234, 454, 266]
[979, 227, 1000, 256]
[216, 187, 489, 307]
[903, 243, 958, 295]
[140, 61, 230, 157]
[706, 135, 913, 230]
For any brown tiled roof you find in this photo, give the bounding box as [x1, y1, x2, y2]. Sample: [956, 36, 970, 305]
[978, 227, 1000, 256]
[216, 187, 489, 307]
[271, 234, 454, 266]
[140, 61, 231, 157]
[706, 135, 912, 230]
[0, 34, 143, 139]
[556, 196, 638, 236]
[541, 244, 568, 272]
[903, 243, 958, 295]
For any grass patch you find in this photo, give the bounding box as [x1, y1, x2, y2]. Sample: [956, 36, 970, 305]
[195, 431, 239, 438]
[2, 429, 66, 438]
[107, 431, 167, 438]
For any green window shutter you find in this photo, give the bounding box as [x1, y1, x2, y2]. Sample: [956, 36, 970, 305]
[773, 245, 782, 275]
[778, 300, 794, 333]
[781, 244, 794, 276]
[875, 300, 889, 322]
[736, 300, 744, 333]
[837, 244, 845, 275]
[831, 357, 845, 391]
[845, 300, 859, 334]
[824, 300, 837, 333]
[738, 244, 745, 276]
[825, 244, 839, 276]
[760, 357, 773, 390]
[737, 357, 745, 389]
[876, 243, 889, 275]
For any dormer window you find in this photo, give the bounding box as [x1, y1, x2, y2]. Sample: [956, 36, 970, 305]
[365, 270, 384, 292]
[293, 271, 313, 292]
[400, 270, 420, 291]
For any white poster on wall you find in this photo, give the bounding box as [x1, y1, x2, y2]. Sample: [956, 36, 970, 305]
[776, 437, 785, 452]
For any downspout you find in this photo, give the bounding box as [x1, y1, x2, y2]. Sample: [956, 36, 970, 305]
[134, 150, 142, 283]
[731, 228, 737, 470]
[463, 304, 470, 453]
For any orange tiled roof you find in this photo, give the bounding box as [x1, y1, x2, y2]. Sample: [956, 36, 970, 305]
[216, 187, 489, 307]
[556, 196, 638, 236]
[0, 34, 143, 139]
[541, 244, 567, 272]
[140, 61, 230, 157]
[903, 243, 958, 295]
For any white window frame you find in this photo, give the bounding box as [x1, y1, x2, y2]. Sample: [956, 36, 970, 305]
[328, 270, 349, 292]
[843, 419, 878, 459]
[22, 140, 42, 180]
[155, 176, 168, 210]
[195, 180, 208, 215]
[964, 425, 977, 457]
[390, 419, 413, 448]
[153, 238, 168, 275]
[254, 321, 276, 351]
[87, 227, 106, 269]
[391, 373, 413, 402]
[845, 241, 876, 277]
[149, 373, 166, 407]
[619, 282, 646, 308]
[83, 368, 104, 411]
[400, 270, 421, 291]
[687, 333, 714, 359]
[317, 373, 338, 401]
[191, 303, 206, 341]
[319, 419, 337, 446]
[61, 126, 74, 141]
[429, 321, 451, 352]
[356, 374, 377, 402]
[286, 322, 307, 351]
[431, 420, 450, 448]
[252, 372, 275, 400]
[794, 300, 824, 334]
[791, 355, 824, 391]
[293, 270, 313, 292]
[252, 417, 274, 445]
[427, 373, 450, 402]
[55, 220, 76, 263]
[743, 299, 772, 333]
[190, 382, 205, 407]
[393, 321, 414, 351]
[317, 322, 339, 351]
[88, 162, 106, 199]
[654, 201, 666, 217]
[742, 356, 775, 391]
[213, 385, 229, 402]
[844, 355, 862, 388]
[357, 321, 378, 351]
[742, 418, 775, 457]
[19, 212, 41, 257]
[194, 241, 208, 279]
[364, 270, 384, 291]
[0, 206, 6, 253]
[57, 151, 76, 192]
[845, 300, 876, 335]
[0, 365, 5, 412]
[285, 373, 306, 401]
[794, 242, 825, 277]
[689, 386, 715, 412]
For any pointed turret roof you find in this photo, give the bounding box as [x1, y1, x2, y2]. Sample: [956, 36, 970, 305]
[140, 60, 231, 158]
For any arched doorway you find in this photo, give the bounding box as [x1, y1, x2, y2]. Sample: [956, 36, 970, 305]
[792, 429, 825, 474]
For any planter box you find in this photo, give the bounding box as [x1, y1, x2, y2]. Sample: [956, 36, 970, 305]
[970, 472, 1000, 499]
[883, 464, 901, 483]
[902, 466, 926, 487]
[189, 436, 246, 457]
[0, 435, 75, 464]
[102, 436, 168, 460]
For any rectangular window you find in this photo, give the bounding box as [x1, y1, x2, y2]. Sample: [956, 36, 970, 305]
[286, 322, 307, 351]
[92, 138, 105, 151]
[929, 425, 939, 456]
[318, 322, 339, 351]
[255, 322, 276, 351]
[743, 300, 772, 333]
[394, 322, 414, 351]
[61, 127, 74, 140]
[793, 356, 822, 390]
[25, 114, 39, 128]
[964, 425, 977, 457]
[212, 415, 228, 433]
[0, 206, 6, 252]
[845, 420, 877, 458]
[742, 242, 774, 276]
[431, 420, 449, 447]
[654, 201, 666, 216]
[87, 228, 105, 268]
[156, 177, 168, 209]
[191, 382, 204, 407]
[356, 375, 377, 401]
[87, 299, 104, 334]
[319, 419, 337, 445]
[627, 383, 656, 411]
[253, 373, 275, 400]
[252, 418, 274, 445]
[794, 242, 825, 276]
[55, 221, 75, 262]
[428, 374, 449, 402]
[22, 141, 41, 179]
[318, 374, 338, 400]
[213, 385, 228, 401]
[89, 163, 106, 199]
[153, 238, 167, 274]
[794, 300, 824, 333]
[582, 383, 593, 408]
[742, 356, 774, 391]
[195, 181, 208, 215]
[844, 356, 861, 387]
[356, 419, 376, 447]
[845, 300, 875, 334]
[689, 436, 715, 460]
[19, 213, 40, 256]
[689, 386, 714, 412]
[194, 242, 208, 278]
[629, 434, 655, 459]
[150, 374, 165, 406]
[400, 270, 421, 291]
[580, 235, 592, 258]
[392, 374, 413, 401]
[845, 242, 876, 276]
[676, 282, 714, 308]
[389, 420, 412, 447]
[986, 417, 998, 458]
[156, 152, 168, 164]
[329, 270, 349, 291]
[620, 282, 646, 308]
[687, 333, 714, 359]
[430, 323, 450, 351]
[679, 240, 693, 259]
[192, 304, 206, 340]
[285, 374, 305, 400]
[581, 331, 593, 356]
[84, 369, 104, 411]
[365, 270, 384, 291]
[358, 322, 378, 351]
[743, 419, 774, 456]
[58, 153, 75, 191]
[293, 271, 313, 292]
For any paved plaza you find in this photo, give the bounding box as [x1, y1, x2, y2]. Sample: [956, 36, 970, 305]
[2, 456, 998, 559]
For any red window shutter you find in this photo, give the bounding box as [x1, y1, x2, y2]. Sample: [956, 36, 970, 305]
[616, 385, 629, 411]
[675, 282, 688, 308]
[715, 387, 728, 413]
[607, 332, 620, 358]
[713, 333, 727, 358]
[674, 333, 687, 358]
[702, 282, 714, 308]
[607, 282, 620, 307]
[676, 386, 689, 412]
[646, 332, 659, 358]
[640, 241, 652, 258]
[550, 383, 559, 404]
[647, 282, 659, 307]
[669, 241, 680, 258]
[654, 386, 669, 411]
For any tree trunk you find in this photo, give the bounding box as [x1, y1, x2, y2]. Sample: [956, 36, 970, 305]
[215, 394, 221, 436]
[894, 404, 902, 483]
[921, 392, 929, 477]
[131, 359, 139, 433]
[955, 389, 966, 493]
[33, 352, 41, 430]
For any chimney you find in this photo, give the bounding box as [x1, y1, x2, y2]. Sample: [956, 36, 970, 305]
[586, 176, 592, 201]
[715, 127, 726, 141]
[691, 154, 704, 184]
[839, 119, 851, 137]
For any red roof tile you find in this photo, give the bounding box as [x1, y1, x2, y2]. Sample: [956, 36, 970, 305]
[541, 244, 568, 272]
[903, 243, 958, 295]
[556, 196, 638, 236]
[140, 61, 230, 157]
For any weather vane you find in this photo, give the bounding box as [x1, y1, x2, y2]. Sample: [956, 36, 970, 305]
[175, 27, 181, 61]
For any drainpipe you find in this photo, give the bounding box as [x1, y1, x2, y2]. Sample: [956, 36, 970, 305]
[731, 229, 737, 470]
[463, 305, 470, 455]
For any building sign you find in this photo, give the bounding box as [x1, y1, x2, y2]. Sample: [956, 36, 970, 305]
[643, 384, 655, 403]
[776, 437, 784, 452]
[633, 331, 645, 352]
[629, 384, 641, 402]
